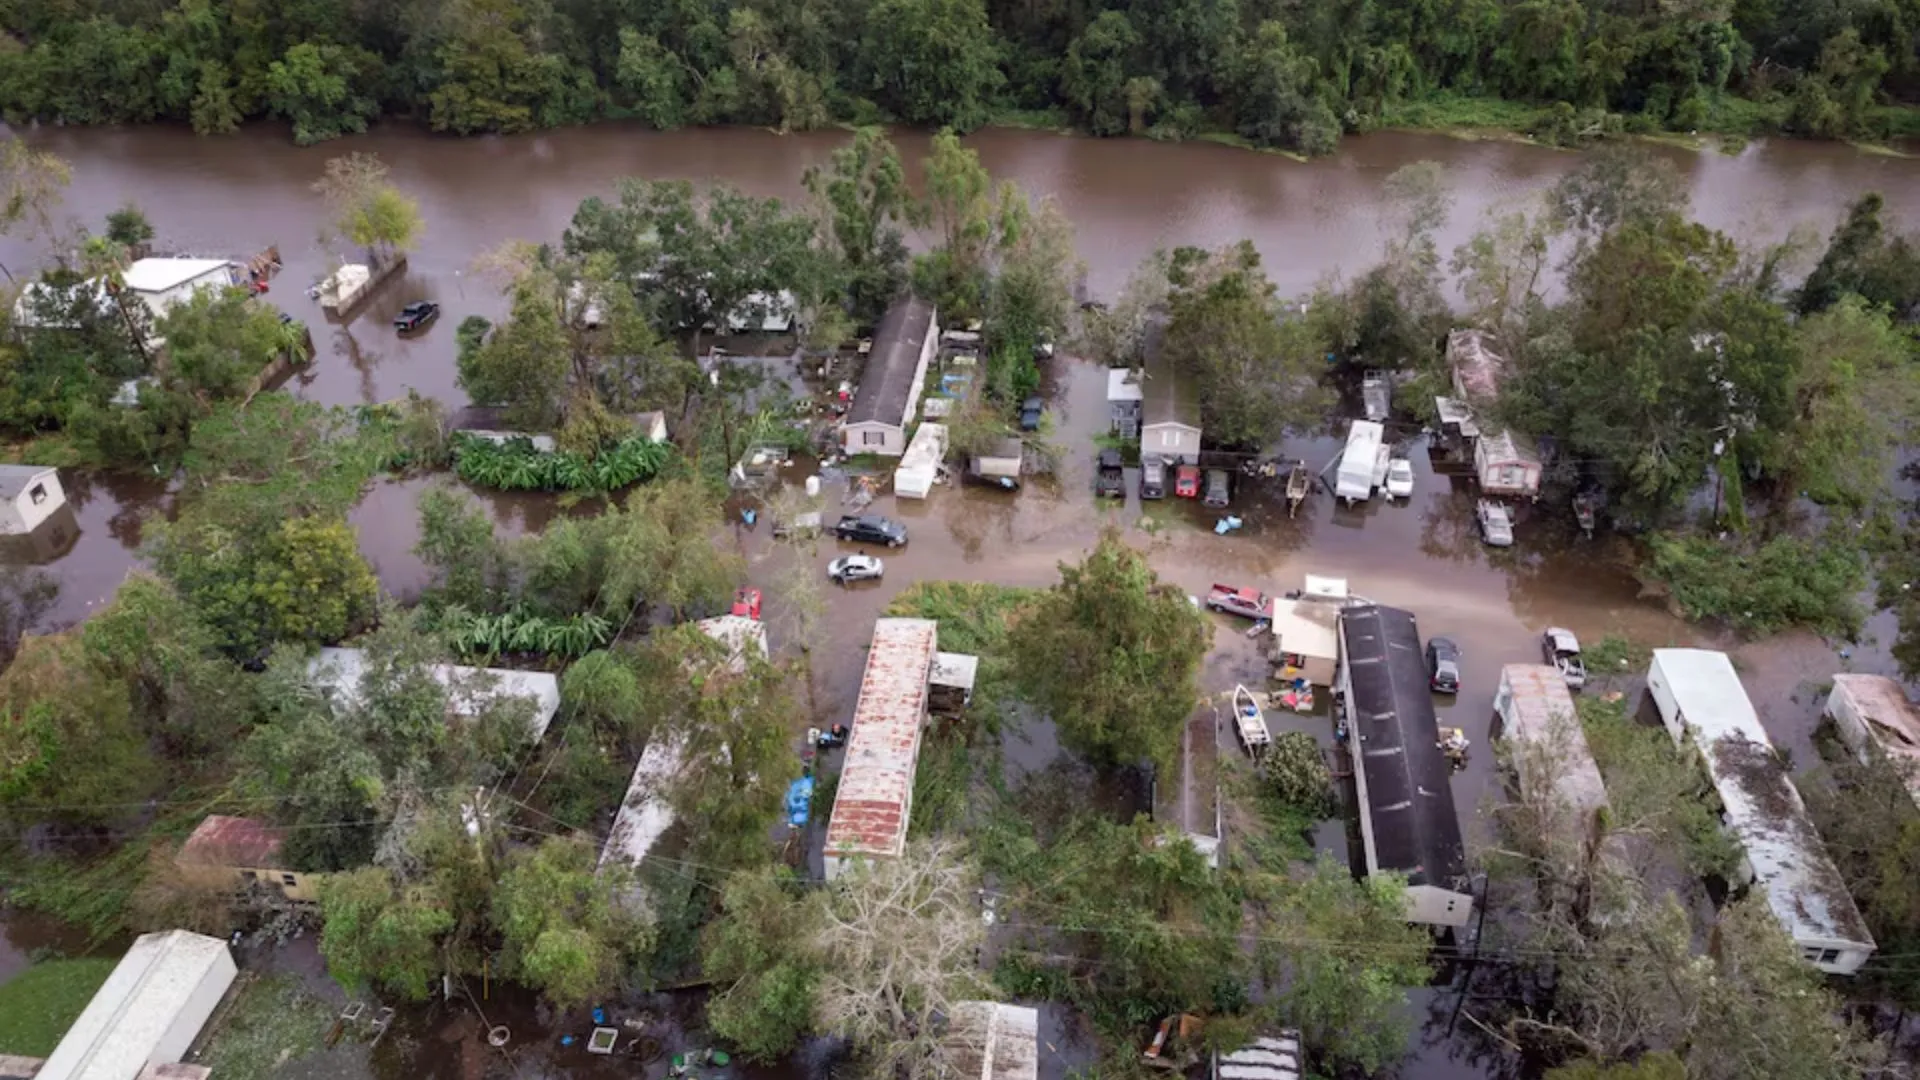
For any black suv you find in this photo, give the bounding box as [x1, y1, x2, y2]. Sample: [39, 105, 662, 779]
[1095, 450, 1126, 498]
[834, 515, 908, 547]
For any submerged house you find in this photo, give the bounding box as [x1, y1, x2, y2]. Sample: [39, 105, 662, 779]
[841, 296, 938, 457]
[1338, 604, 1473, 927]
[1447, 328, 1541, 499]
[1827, 673, 1920, 810]
[823, 618, 939, 880]
[0, 465, 65, 535]
[175, 814, 324, 903]
[1647, 649, 1876, 975]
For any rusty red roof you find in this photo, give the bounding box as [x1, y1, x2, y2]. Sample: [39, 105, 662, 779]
[824, 618, 938, 865]
[178, 814, 286, 869]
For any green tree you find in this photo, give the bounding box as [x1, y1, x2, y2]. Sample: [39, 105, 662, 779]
[492, 835, 652, 1009]
[153, 287, 301, 399]
[614, 29, 689, 130]
[456, 271, 572, 429]
[314, 153, 423, 264]
[266, 42, 379, 145]
[0, 632, 156, 824]
[1798, 193, 1920, 317]
[1008, 530, 1207, 768]
[81, 573, 252, 759]
[1061, 12, 1143, 136]
[427, 0, 587, 134]
[702, 865, 823, 1062]
[1231, 23, 1340, 155]
[804, 128, 915, 324]
[318, 867, 456, 1000]
[855, 0, 1003, 131]
[1547, 1055, 1685, 1080]
[103, 202, 155, 255]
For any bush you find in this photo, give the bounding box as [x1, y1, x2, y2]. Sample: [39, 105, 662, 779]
[1259, 730, 1335, 818]
[1646, 530, 1866, 637]
[450, 432, 672, 492]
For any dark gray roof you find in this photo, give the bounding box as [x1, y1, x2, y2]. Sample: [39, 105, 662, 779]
[0, 464, 56, 500]
[1140, 321, 1199, 428]
[848, 296, 936, 427]
[1342, 604, 1467, 888]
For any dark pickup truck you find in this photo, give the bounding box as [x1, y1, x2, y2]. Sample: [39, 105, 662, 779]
[1095, 449, 1126, 497]
[834, 515, 908, 547]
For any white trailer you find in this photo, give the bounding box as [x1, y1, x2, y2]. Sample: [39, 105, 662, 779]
[1335, 420, 1384, 503]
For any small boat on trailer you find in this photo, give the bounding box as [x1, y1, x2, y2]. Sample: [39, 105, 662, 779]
[1232, 684, 1272, 756]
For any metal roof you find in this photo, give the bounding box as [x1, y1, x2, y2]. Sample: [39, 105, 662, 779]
[692, 615, 769, 674]
[847, 295, 935, 426]
[930, 651, 979, 691]
[1340, 605, 1467, 887]
[945, 1002, 1038, 1080]
[36, 930, 234, 1080]
[308, 648, 559, 742]
[1477, 429, 1539, 467]
[1106, 367, 1143, 403]
[0, 464, 56, 501]
[1829, 673, 1920, 805]
[177, 815, 286, 870]
[121, 258, 234, 294]
[1267, 600, 1340, 662]
[824, 618, 938, 864]
[1497, 664, 1607, 817]
[1652, 649, 1874, 949]
[1215, 1033, 1304, 1080]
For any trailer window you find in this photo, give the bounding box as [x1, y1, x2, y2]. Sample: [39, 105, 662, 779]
[1803, 947, 1841, 965]
[28, 483, 45, 504]
[863, 431, 885, 447]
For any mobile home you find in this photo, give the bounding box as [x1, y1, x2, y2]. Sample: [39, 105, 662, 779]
[894, 422, 948, 499]
[1336, 420, 1384, 503]
[1474, 430, 1541, 499]
[823, 619, 939, 879]
[36, 930, 236, 1080]
[841, 296, 938, 457]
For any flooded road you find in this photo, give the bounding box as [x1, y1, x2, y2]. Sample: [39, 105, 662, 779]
[0, 122, 1916, 1077]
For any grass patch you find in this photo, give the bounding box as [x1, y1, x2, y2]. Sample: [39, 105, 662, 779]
[197, 974, 336, 1080]
[1377, 94, 1552, 136]
[0, 841, 153, 945]
[989, 108, 1073, 133]
[909, 728, 973, 838]
[1579, 695, 1742, 880]
[0, 957, 117, 1055]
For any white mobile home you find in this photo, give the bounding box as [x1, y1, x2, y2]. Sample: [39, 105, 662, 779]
[823, 618, 938, 879]
[121, 258, 238, 323]
[945, 1001, 1039, 1080]
[842, 296, 938, 457]
[1335, 420, 1384, 503]
[308, 647, 561, 743]
[1646, 649, 1877, 975]
[1474, 430, 1541, 499]
[0, 465, 65, 535]
[1826, 673, 1920, 809]
[894, 422, 949, 499]
[37, 929, 236, 1080]
[1139, 351, 1201, 465]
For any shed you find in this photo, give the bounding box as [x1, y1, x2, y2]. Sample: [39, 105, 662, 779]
[176, 815, 323, 903]
[36, 929, 236, 1080]
[1448, 328, 1507, 404]
[632, 411, 669, 443]
[1827, 673, 1920, 809]
[945, 1001, 1038, 1080]
[1212, 1030, 1303, 1080]
[1266, 599, 1340, 686]
[824, 618, 938, 879]
[308, 647, 560, 743]
[894, 422, 949, 499]
[1107, 368, 1144, 439]
[1336, 421, 1384, 503]
[724, 290, 797, 333]
[1433, 396, 1481, 439]
[1646, 649, 1877, 974]
[842, 296, 938, 457]
[0, 465, 65, 535]
[1338, 604, 1473, 927]
[1474, 430, 1541, 499]
[121, 258, 237, 323]
[929, 651, 978, 714]
[1140, 349, 1201, 465]
[971, 437, 1024, 480]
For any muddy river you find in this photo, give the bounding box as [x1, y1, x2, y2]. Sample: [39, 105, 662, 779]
[3, 123, 1919, 1077]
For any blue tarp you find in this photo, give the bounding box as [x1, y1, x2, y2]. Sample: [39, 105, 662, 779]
[786, 775, 815, 828]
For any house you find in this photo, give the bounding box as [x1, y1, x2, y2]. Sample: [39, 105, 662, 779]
[35, 929, 236, 1080]
[0, 465, 65, 535]
[1338, 604, 1473, 927]
[1826, 674, 1920, 810]
[120, 258, 238, 323]
[1646, 649, 1876, 975]
[841, 296, 938, 457]
[1448, 328, 1507, 405]
[308, 647, 561, 743]
[1107, 368, 1144, 439]
[1139, 350, 1201, 465]
[175, 815, 323, 903]
[945, 1001, 1038, 1080]
[894, 422, 949, 499]
[599, 617, 768, 883]
[823, 618, 939, 879]
[1474, 430, 1541, 499]
[1265, 598, 1340, 687]
[1212, 1029, 1304, 1080]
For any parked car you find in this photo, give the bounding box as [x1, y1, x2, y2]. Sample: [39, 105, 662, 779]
[1542, 627, 1587, 690]
[730, 587, 762, 620]
[1385, 458, 1415, 499]
[1140, 457, 1167, 499]
[1205, 583, 1273, 621]
[1427, 636, 1462, 694]
[1203, 469, 1231, 508]
[1477, 500, 1515, 547]
[393, 301, 440, 332]
[834, 515, 907, 547]
[1019, 397, 1044, 431]
[1095, 450, 1126, 497]
[1174, 464, 1201, 499]
[828, 555, 884, 584]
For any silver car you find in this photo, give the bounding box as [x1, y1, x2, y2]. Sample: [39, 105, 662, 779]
[828, 554, 884, 584]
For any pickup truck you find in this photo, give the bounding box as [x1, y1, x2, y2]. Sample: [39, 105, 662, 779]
[1205, 583, 1273, 621]
[1094, 449, 1126, 497]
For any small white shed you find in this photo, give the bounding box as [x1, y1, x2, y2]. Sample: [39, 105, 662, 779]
[36, 929, 236, 1080]
[1474, 429, 1541, 499]
[0, 465, 65, 535]
[122, 258, 237, 323]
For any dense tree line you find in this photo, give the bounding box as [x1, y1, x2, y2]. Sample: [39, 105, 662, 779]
[2, 0, 1918, 153]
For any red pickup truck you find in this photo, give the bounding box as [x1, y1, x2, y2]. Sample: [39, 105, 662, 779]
[1205, 583, 1273, 621]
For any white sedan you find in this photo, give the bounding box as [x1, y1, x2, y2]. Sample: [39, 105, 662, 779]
[828, 554, 885, 584]
[1385, 458, 1415, 499]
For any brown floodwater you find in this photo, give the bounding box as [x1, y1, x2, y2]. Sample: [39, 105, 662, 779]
[3, 123, 1918, 1076]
